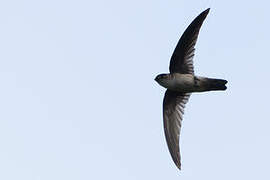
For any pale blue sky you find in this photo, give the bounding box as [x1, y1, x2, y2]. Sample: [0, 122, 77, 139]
[0, 0, 269, 179]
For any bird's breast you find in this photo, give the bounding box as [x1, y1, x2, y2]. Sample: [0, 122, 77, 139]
[172, 74, 195, 92]
[160, 73, 196, 92]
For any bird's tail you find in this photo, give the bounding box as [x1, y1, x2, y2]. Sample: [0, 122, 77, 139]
[206, 78, 227, 91]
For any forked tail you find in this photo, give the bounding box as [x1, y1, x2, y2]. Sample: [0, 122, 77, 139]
[207, 78, 228, 91]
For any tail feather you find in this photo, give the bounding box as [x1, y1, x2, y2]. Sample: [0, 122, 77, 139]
[207, 78, 227, 91]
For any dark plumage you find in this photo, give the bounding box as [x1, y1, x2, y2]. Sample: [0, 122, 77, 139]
[155, 8, 227, 170]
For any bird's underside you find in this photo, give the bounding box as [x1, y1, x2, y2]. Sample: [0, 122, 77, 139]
[157, 73, 227, 93]
[155, 8, 228, 170]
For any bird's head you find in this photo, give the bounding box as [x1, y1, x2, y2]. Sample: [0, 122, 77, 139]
[155, 73, 170, 84]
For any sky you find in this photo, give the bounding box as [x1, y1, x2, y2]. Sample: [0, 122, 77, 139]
[0, 0, 269, 179]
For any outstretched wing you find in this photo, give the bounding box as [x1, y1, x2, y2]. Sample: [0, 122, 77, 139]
[169, 8, 210, 74]
[163, 90, 190, 170]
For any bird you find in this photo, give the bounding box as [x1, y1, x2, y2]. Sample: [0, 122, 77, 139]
[155, 8, 227, 170]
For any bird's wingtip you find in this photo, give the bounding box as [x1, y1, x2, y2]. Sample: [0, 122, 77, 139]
[205, 8, 210, 14]
[175, 161, 182, 171]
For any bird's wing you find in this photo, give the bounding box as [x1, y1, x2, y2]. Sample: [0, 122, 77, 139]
[163, 90, 191, 170]
[169, 8, 210, 74]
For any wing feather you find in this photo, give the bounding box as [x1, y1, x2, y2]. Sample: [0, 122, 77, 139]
[169, 8, 210, 74]
[163, 90, 191, 170]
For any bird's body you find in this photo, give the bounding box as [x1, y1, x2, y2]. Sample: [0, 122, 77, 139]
[154, 8, 227, 170]
[156, 73, 227, 93]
